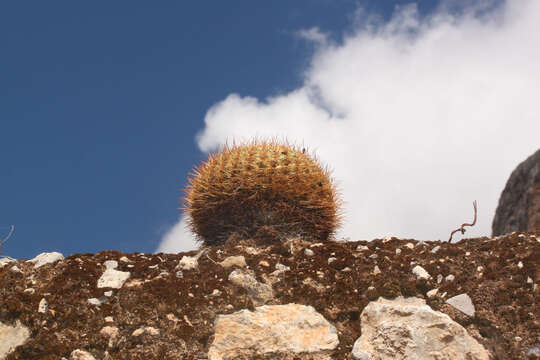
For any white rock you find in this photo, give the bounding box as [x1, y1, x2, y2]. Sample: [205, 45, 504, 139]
[0, 320, 30, 359]
[351, 297, 489, 360]
[228, 269, 273, 306]
[119, 256, 131, 263]
[176, 249, 206, 270]
[356, 245, 369, 251]
[405, 243, 414, 249]
[104, 260, 118, 270]
[38, 298, 48, 313]
[304, 248, 315, 256]
[70, 349, 96, 360]
[177, 255, 198, 270]
[97, 268, 130, 289]
[88, 297, 108, 306]
[132, 326, 159, 337]
[0, 257, 15, 268]
[10, 266, 21, 273]
[29, 252, 64, 268]
[426, 288, 438, 298]
[446, 293, 475, 317]
[219, 256, 246, 269]
[275, 263, 290, 272]
[437, 274, 443, 284]
[412, 265, 430, 280]
[517, 261, 523, 269]
[445, 274, 455, 282]
[373, 266, 381, 275]
[100, 326, 119, 339]
[104, 316, 114, 323]
[527, 276, 533, 284]
[328, 257, 337, 264]
[209, 304, 338, 360]
[395, 248, 401, 255]
[431, 245, 441, 253]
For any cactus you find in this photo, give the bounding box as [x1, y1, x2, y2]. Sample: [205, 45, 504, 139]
[182, 139, 343, 246]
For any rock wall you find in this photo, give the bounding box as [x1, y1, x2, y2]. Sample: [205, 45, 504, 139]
[1, 233, 539, 359]
[493, 148, 540, 236]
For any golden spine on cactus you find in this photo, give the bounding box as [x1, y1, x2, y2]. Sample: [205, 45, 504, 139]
[182, 139, 343, 246]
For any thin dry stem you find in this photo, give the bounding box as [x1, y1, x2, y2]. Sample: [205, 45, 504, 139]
[448, 200, 477, 243]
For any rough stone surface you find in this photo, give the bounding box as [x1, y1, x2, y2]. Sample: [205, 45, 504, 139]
[208, 304, 338, 360]
[352, 297, 489, 360]
[219, 255, 246, 269]
[411, 265, 430, 280]
[0, 321, 30, 360]
[228, 268, 274, 306]
[97, 268, 130, 289]
[0, 257, 15, 268]
[70, 349, 96, 360]
[0, 233, 537, 359]
[446, 293, 475, 317]
[493, 148, 540, 236]
[29, 252, 64, 268]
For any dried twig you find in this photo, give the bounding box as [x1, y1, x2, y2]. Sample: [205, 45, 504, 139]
[0, 225, 14, 256]
[448, 201, 477, 243]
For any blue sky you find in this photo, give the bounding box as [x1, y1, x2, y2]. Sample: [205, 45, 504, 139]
[2, 1, 538, 259]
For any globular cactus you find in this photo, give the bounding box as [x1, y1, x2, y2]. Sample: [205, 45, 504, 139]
[182, 139, 343, 246]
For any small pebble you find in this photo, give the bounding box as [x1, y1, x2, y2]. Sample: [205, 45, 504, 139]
[427, 288, 438, 298]
[412, 265, 430, 280]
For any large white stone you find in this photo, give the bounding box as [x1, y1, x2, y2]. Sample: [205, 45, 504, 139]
[209, 303, 339, 360]
[0, 320, 30, 360]
[352, 297, 489, 360]
[97, 268, 130, 289]
[29, 252, 64, 268]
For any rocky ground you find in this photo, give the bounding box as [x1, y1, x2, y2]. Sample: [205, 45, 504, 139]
[0, 232, 538, 359]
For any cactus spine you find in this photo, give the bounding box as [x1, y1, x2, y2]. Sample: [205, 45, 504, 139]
[182, 139, 342, 246]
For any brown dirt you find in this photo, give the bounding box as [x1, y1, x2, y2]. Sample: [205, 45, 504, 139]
[0, 232, 538, 359]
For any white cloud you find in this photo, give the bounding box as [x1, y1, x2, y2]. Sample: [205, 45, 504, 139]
[296, 27, 329, 46]
[155, 216, 198, 253]
[157, 0, 540, 252]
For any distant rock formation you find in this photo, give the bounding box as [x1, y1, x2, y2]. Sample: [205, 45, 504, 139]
[492, 148, 540, 236]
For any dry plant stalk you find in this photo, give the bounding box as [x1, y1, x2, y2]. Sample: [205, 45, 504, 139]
[448, 201, 477, 243]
